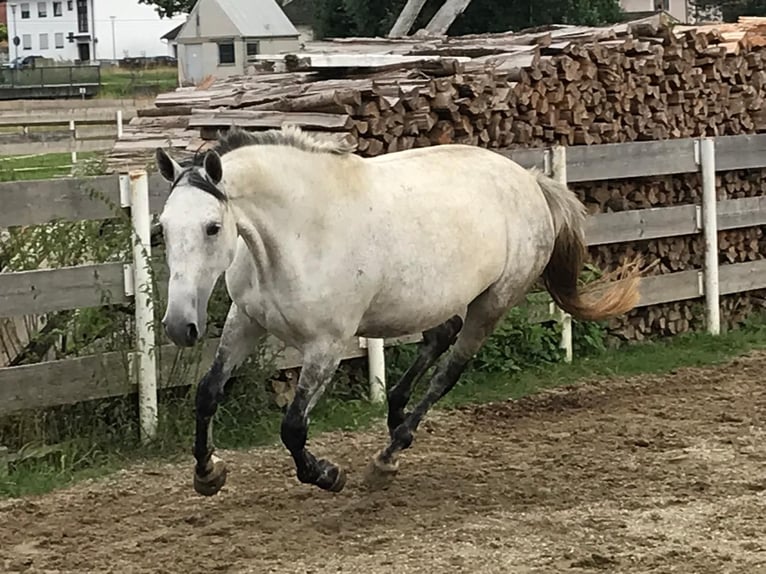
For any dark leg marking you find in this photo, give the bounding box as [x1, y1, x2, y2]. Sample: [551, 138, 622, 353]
[381, 355, 468, 464]
[191, 304, 264, 496]
[280, 352, 346, 492]
[386, 315, 463, 437]
[365, 289, 512, 489]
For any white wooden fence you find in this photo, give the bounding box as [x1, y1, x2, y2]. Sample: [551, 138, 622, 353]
[1, 133, 766, 444]
[0, 108, 129, 161]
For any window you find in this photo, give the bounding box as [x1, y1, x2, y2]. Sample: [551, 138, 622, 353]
[20, 3, 30, 19]
[76, 0, 88, 32]
[53, 1, 62, 16]
[22, 34, 32, 50]
[67, 0, 73, 9]
[39, 33, 48, 50]
[55, 32, 64, 48]
[218, 42, 235, 65]
[38, 1, 47, 17]
[246, 42, 259, 58]
[654, 0, 670, 10]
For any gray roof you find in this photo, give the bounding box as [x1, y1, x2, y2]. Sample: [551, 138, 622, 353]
[217, 0, 299, 37]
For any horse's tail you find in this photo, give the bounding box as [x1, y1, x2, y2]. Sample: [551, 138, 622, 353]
[533, 168, 641, 321]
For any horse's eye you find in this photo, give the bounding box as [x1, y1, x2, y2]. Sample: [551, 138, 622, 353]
[206, 223, 221, 237]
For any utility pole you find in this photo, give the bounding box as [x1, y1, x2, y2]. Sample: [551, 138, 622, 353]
[9, 3, 19, 63]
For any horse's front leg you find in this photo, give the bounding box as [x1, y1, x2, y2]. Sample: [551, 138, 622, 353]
[193, 303, 264, 496]
[280, 344, 344, 492]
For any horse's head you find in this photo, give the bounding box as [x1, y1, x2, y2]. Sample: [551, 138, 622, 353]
[155, 147, 238, 347]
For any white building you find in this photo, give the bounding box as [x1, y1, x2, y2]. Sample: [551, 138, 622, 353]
[5, 0, 187, 64]
[175, 0, 300, 85]
[619, 0, 690, 23]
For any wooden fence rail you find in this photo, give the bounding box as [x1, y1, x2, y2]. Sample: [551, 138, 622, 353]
[1, 132, 766, 436]
[0, 108, 131, 158]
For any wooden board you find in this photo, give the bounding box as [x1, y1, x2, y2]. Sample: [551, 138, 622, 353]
[0, 112, 128, 127]
[636, 269, 701, 307]
[566, 139, 698, 182]
[586, 205, 699, 246]
[0, 263, 128, 318]
[717, 196, 766, 230]
[0, 175, 121, 227]
[715, 133, 766, 171]
[148, 172, 170, 214]
[188, 111, 354, 132]
[719, 259, 766, 295]
[0, 351, 133, 416]
[0, 138, 115, 156]
[505, 148, 546, 171]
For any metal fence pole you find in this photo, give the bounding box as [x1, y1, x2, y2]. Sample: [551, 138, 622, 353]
[700, 137, 721, 335]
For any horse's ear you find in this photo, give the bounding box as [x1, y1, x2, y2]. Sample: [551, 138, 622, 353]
[155, 147, 182, 183]
[203, 150, 223, 186]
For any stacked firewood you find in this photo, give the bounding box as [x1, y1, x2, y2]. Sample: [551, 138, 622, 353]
[120, 16, 766, 165]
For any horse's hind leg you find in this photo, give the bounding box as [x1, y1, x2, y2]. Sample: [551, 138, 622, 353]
[386, 315, 463, 437]
[193, 303, 265, 496]
[365, 289, 511, 488]
[280, 343, 345, 492]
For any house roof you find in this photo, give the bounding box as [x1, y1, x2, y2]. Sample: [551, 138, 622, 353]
[217, 0, 298, 37]
[161, 23, 184, 41]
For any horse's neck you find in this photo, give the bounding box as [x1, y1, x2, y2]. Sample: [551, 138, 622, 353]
[226, 146, 359, 276]
[226, 146, 342, 206]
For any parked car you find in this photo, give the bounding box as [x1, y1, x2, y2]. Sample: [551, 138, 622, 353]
[5, 55, 45, 70]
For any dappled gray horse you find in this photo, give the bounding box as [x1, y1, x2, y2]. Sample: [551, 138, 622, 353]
[155, 125, 640, 496]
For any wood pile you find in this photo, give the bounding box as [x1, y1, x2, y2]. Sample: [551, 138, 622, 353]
[108, 13, 766, 339]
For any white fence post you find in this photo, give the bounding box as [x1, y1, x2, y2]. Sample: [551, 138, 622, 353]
[127, 170, 158, 441]
[362, 337, 386, 404]
[69, 119, 77, 164]
[116, 109, 124, 140]
[700, 137, 721, 335]
[550, 145, 573, 363]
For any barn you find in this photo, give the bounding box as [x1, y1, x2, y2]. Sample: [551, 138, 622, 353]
[174, 0, 300, 85]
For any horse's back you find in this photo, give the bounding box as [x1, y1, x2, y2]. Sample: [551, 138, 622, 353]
[352, 143, 555, 337]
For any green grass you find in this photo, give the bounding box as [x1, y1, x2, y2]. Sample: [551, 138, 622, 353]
[0, 152, 104, 181]
[98, 66, 178, 98]
[3, 318, 766, 499]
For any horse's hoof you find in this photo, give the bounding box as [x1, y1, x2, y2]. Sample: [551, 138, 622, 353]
[362, 454, 399, 491]
[193, 457, 227, 496]
[316, 459, 346, 493]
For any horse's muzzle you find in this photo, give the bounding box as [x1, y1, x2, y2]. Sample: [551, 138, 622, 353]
[163, 318, 200, 347]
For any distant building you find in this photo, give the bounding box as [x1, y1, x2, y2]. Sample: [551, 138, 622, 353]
[3, 0, 186, 64]
[175, 0, 300, 86]
[619, 0, 690, 23]
[161, 22, 183, 59]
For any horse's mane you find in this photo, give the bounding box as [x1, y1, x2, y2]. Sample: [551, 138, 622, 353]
[189, 124, 355, 167]
[172, 125, 354, 202]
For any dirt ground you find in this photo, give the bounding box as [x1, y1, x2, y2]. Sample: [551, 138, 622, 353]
[3, 351, 766, 574]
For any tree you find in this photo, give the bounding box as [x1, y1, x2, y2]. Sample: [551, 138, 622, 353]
[138, 0, 196, 19]
[313, 0, 623, 39]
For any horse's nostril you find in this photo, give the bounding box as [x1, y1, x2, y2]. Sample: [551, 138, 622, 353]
[186, 323, 198, 342]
